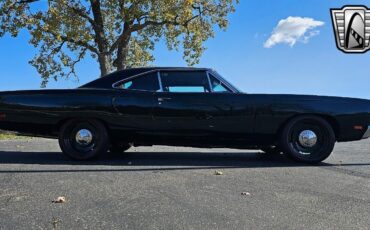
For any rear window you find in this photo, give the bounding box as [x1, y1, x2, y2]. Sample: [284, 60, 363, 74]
[116, 72, 160, 92]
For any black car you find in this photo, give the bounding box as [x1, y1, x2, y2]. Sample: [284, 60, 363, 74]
[0, 67, 369, 163]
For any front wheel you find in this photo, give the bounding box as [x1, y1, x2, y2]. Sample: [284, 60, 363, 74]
[279, 116, 336, 164]
[59, 119, 109, 160]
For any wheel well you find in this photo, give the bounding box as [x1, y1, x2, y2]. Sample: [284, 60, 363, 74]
[277, 114, 340, 139]
[56, 117, 110, 133]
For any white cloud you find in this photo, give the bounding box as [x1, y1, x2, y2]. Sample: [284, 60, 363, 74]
[264, 16, 324, 48]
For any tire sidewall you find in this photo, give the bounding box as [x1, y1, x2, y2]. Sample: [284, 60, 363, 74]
[279, 116, 336, 163]
[59, 119, 109, 160]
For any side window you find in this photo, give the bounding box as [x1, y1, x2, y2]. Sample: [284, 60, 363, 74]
[160, 71, 210, 93]
[116, 72, 160, 92]
[209, 74, 231, 93]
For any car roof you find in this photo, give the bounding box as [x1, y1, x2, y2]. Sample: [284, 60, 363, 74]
[80, 67, 211, 89]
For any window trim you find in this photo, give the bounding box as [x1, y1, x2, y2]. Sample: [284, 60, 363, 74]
[206, 72, 213, 92]
[157, 71, 164, 92]
[207, 72, 232, 93]
[112, 69, 159, 91]
[112, 69, 237, 93]
[160, 70, 212, 93]
[208, 70, 240, 93]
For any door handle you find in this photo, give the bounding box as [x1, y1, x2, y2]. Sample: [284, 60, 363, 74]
[158, 97, 172, 102]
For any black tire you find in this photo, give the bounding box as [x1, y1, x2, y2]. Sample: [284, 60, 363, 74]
[279, 116, 336, 164]
[110, 143, 131, 154]
[59, 119, 109, 160]
[260, 146, 282, 155]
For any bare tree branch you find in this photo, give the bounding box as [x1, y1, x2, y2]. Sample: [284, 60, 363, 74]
[66, 47, 87, 79]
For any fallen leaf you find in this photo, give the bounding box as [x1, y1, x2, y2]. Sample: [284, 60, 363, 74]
[52, 196, 66, 203]
[214, 171, 223, 176]
[52, 218, 61, 229]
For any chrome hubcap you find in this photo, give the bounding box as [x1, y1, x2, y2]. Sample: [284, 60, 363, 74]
[298, 130, 317, 148]
[75, 129, 93, 146]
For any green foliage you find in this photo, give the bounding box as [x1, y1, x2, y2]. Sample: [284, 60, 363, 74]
[0, 132, 30, 140]
[0, 0, 238, 87]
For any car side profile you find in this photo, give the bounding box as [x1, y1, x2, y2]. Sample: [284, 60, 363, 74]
[0, 67, 369, 163]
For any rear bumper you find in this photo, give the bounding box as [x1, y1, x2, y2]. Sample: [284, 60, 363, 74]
[363, 126, 370, 139]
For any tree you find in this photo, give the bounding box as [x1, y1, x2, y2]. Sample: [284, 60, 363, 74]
[0, 0, 238, 87]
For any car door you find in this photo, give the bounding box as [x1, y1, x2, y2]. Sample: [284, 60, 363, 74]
[111, 71, 158, 137]
[152, 70, 255, 143]
[206, 73, 255, 140]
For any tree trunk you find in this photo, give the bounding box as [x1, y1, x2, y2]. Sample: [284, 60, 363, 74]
[90, 0, 111, 77]
[115, 35, 131, 70]
[98, 54, 112, 77]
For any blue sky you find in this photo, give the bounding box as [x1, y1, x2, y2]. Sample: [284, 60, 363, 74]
[0, 0, 369, 99]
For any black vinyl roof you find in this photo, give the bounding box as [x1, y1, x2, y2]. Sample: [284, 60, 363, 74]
[80, 67, 210, 89]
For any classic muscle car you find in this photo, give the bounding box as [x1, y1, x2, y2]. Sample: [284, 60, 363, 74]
[0, 67, 369, 163]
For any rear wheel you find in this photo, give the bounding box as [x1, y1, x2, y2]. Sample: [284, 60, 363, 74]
[279, 116, 336, 164]
[59, 119, 109, 160]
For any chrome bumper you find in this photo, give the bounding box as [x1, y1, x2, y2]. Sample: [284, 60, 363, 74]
[363, 126, 370, 139]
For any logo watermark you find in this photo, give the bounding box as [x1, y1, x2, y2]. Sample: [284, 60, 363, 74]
[331, 5, 370, 53]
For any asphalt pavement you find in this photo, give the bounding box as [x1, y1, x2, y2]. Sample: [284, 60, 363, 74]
[0, 138, 370, 230]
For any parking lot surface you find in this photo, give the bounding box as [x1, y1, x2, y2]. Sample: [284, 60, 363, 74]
[0, 138, 370, 229]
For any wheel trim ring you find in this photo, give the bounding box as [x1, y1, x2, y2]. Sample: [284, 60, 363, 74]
[68, 124, 98, 154]
[289, 121, 325, 157]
